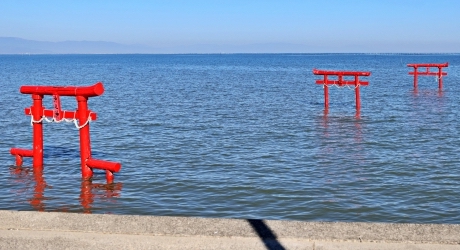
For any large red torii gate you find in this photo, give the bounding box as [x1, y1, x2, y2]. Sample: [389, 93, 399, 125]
[10, 82, 121, 183]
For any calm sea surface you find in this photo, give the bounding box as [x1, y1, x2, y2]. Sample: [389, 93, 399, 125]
[1, 54, 460, 223]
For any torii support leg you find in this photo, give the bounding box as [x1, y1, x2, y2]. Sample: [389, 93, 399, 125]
[77, 96, 93, 180]
[323, 75, 329, 111]
[32, 94, 44, 169]
[76, 96, 119, 183]
[438, 67, 443, 90]
[11, 94, 45, 168]
[355, 75, 361, 112]
[413, 67, 418, 89]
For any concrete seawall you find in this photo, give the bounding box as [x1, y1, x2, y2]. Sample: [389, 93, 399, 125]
[1, 210, 460, 249]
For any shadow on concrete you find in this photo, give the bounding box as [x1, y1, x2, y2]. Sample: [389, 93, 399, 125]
[247, 219, 286, 250]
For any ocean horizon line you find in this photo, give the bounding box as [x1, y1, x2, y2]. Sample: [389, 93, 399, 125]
[1, 52, 460, 56]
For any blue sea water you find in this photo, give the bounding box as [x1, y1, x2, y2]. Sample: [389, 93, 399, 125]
[1, 53, 460, 223]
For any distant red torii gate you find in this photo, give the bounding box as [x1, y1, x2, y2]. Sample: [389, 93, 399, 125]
[407, 62, 448, 90]
[313, 69, 370, 114]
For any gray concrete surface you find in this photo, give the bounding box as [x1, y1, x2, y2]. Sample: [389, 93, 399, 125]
[1, 210, 460, 249]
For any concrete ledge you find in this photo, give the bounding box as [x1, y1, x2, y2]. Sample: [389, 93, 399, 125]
[1, 210, 460, 249]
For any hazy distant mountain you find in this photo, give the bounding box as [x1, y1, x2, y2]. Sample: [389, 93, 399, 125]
[0, 37, 157, 54]
[0, 37, 346, 54]
[0, 37, 319, 54]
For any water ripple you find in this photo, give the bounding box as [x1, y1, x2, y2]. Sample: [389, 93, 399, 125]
[1, 54, 460, 223]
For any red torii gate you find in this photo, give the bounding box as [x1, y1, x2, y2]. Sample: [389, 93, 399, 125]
[10, 82, 121, 183]
[313, 69, 370, 114]
[407, 62, 448, 90]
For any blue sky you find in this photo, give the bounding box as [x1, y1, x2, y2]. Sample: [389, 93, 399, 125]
[1, 0, 459, 53]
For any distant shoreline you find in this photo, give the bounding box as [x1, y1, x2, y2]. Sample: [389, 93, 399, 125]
[1, 52, 460, 55]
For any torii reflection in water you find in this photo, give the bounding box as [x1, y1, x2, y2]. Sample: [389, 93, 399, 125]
[9, 165, 122, 214]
